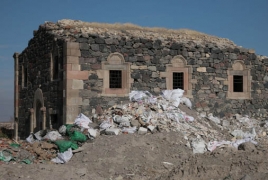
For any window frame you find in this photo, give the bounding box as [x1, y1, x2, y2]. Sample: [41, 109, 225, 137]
[227, 60, 251, 99]
[98, 52, 132, 97]
[162, 55, 193, 98]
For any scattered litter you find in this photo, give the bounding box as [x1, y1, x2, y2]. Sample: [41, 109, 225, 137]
[51, 148, 73, 164]
[191, 138, 207, 154]
[74, 113, 92, 129]
[105, 128, 121, 135]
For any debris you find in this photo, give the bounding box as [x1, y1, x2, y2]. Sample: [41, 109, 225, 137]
[138, 127, 148, 135]
[105, 128, 121, 135]
[88, 128, 98, 138]
[43, 131, 63, 141]
[74, 113, 92, 129]
[70, 131, 87, 142]
[54, 140, 79, 153]
[207, 113, 221, 124]
[51, 148, 73, 164]
[191, 138, 207, 154]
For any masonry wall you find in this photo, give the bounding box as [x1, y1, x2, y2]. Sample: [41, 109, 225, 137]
[17, 29, 64, 138]
[73, 35, 268, 118]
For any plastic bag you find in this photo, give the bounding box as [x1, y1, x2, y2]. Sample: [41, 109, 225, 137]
[9, 143, 20, 148]
[65, 124, 74, 136]
[54, 140, 78, 153]
[51, 148, 73, 164]
[181, 97, 192, 109]
[162, 89, 184, 107]
[59, 125, 67, 135]
[43, 131, 63, 142]
[129, 91, 152, 102]
[70, 131, 87, 142]
[191, 138, 207, 154]
[74, 113, 92, 129]
[0, 150, 13, 162]
[122, 127, 136, 134]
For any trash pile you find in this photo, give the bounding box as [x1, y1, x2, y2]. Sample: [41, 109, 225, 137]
[1, 89, 267, 164]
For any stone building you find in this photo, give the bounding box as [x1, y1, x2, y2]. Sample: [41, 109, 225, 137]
[14, 19, 268, 138]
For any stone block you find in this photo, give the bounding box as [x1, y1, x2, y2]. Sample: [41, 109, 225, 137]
[138, 127, 147, 135]
[65, 56, 79, 64]
[131, 65, 139, 69]
[65, 49, 81, 57]
[66, 89, 79, 97]
[151, 72, 159, 78]
[215, 77, 226, 81]
[67, 97, 82, 105]
[248, 49, 255, 54]
[148, 66, 157, 71]
[160, 72, 167, 78]
[72, 64, 81, 71]
[72, 79, 84, 89]
[67, 71, 89, 80]
[65, 105, 80, 124]
[65, 42, 80, 49]
[105, 128, 121, 135]
[139, 66, 148, 70]
[197, 67, 206, 72]
[83, 99, 89, 105]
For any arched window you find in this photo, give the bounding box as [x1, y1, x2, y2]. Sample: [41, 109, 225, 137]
[161, 55, 193, 98]
[98, 52, 132, 96]
[227, 60, 251, 99]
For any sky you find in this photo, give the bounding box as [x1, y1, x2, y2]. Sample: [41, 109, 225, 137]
[0, 0, 267, 122]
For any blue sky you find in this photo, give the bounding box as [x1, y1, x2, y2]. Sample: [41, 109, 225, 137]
[0, 0, 267, 122]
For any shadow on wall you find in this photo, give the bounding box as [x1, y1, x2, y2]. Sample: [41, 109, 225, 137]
[0, 127, 14, 139]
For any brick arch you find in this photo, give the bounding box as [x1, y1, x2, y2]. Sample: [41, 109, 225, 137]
[107, 52, 125, 64]
[171, 55, 187, 67]
[232, 60, 246, 70]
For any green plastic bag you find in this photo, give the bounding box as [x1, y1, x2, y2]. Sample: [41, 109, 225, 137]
[54, 140, 78, 153]
[21, 159, 31, 164]
[10, 143, 20, 148]
[65, 124, 74, 136]
[0, 150, 13, 162]
[70, 131, 87, 142]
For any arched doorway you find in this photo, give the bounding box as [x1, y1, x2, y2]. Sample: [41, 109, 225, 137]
[33, 88, 46, 132]
[35, 100, 42, 132]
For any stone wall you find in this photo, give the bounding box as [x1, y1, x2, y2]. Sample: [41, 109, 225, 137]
[17, 29, 64, 138]
[75, 34, 268, 118]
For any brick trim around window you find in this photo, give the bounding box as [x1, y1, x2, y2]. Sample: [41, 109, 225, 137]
[227, 60, 251, 99]
[98, 52, 132, 97]
[160, 55, 193, 98]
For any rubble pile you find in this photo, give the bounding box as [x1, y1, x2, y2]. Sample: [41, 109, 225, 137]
[1, 89, 268, 164]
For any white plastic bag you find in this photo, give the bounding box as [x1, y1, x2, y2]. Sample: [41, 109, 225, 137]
[191, 138, 207, 154]
[207, 113, 221, 124]
[162, 89, 184, 107]
[184, 115, 194, 122]
[43, 131, 63, 142]
[129, 91, 152, 102]
[122, 127, 136, 134]
[51, 148, 73, 164]
[181, 97, 192, 109]
[74, 113, 92, 129]
[26, 134, 35, 144]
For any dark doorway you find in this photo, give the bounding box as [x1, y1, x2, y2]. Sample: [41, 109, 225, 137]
[35, 101, 42, 132]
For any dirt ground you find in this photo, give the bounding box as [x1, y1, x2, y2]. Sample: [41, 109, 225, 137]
[0, 131, 268, 180]
[1, 102, 268, 180]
